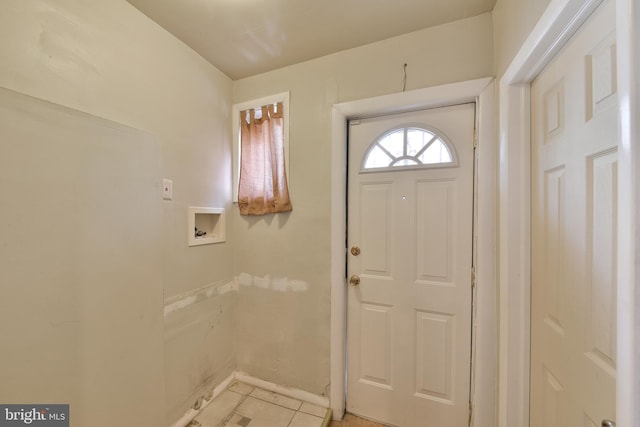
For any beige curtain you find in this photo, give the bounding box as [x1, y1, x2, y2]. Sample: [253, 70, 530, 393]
[238, 102, 292, 215]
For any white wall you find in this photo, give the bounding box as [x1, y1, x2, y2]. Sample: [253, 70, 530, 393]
[0, 2, 528, 422]
[0, 1, 234, 425]
[231, 13, 494, 397]
[493, 0, 553, 76]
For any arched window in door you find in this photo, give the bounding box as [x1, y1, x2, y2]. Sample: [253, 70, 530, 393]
[362, 126, 457, 171]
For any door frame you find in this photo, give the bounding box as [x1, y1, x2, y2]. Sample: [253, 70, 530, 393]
[497, 0, 640, 426]
[330, 77, 497, 427]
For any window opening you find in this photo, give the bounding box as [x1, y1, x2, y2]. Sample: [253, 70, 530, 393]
[237, 101, 292, 215]
[232, 92, 290, 203]
[363, 126, 455, 171]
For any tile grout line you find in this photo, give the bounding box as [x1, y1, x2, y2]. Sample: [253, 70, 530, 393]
[248, 391, 326, 426]
[216, 391, 250, 427]
[209, 382, 327, 427]
[247, 389, 300, 427]
[247, 389, 303, 412]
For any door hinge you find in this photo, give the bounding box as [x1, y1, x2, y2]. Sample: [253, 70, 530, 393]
[473, 128, 478, 148]
[471, 267, 477, 289]
[469, 401, 473, 425]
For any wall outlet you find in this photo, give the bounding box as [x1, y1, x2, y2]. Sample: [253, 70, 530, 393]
[162, 179, 173, 200]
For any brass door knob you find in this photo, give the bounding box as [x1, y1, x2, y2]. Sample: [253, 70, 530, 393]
[349, 275, 361, 286]
[351, 246, 361, 256]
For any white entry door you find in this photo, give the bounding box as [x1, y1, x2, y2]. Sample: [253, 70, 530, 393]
[346, 103, 475, 426]
[530, 0, 617, 426]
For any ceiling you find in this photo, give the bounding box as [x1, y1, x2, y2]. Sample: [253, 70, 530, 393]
[126, 0, 497, 80]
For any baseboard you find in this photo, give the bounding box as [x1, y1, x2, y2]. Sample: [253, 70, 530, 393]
[169, 372, 235, 427]
[234, 371, 330, 408]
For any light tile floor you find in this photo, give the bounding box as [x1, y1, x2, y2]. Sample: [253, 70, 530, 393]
[188, 381, 327, 427]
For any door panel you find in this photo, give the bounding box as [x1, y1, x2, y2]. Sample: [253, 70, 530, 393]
[415, 310, 455, 401]
[416, 180, 454, 284]
[360, 183, 393, 276]
[360, 302, 393, 387]
[530, 0, 617, 425]
[586, 150, 617, 370]
[347, 104, 475, 426]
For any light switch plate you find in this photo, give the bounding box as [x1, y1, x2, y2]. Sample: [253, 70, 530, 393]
[162, 179, 173, 200]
